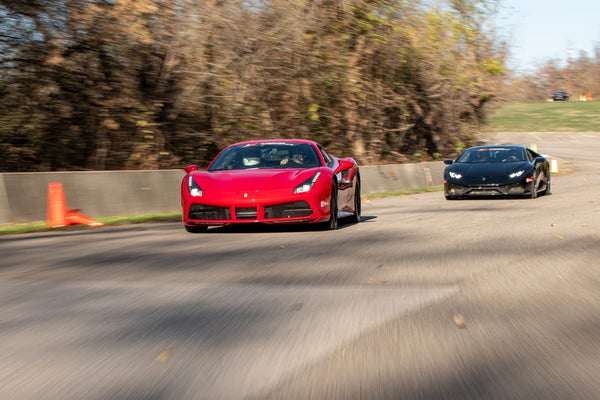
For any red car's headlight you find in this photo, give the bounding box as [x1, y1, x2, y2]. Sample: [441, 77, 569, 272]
[294, 172, 321, 194]
[187, 176, 203, 197]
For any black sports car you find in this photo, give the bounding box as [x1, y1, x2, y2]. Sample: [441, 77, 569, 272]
[444, 145, 551, 199]
[551, 91, 570, 101]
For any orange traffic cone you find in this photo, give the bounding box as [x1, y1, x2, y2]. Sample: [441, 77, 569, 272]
[66, 211, 104, 227]
[46, 182, 104, 228]
[47, 182, 68, 228]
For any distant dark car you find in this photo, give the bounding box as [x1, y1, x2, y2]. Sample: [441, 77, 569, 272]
[551, 91, 570, 101]
[443, 145, 551, 199]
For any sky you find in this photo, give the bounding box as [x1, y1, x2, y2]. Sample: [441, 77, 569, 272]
[499, 0, 600, 73]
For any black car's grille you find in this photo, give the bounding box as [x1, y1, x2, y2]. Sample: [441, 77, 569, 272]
[264, 201, 312, 219]
[466, 188, 502, 196]
[188, 204, 230, 220]
[235, 207, 257, 220]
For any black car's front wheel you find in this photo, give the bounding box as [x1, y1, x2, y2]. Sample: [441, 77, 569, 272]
[530, 173, 538, 198]
[540, 169, 551, 196]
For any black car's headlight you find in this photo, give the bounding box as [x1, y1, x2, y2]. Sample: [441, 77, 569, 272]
[294, 172, 321, 194]
[509, 170, 525, 179]
[448, 171, 462, 179]
[187, 176, 203, 197]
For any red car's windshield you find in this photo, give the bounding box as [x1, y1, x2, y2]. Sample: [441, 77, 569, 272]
[208, 143, 322, 171]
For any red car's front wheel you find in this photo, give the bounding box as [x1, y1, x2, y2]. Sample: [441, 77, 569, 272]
[350, 178, 361, 224]
[324, 181, 338, 230]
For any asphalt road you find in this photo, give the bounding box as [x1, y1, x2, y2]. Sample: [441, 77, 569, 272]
[1, 132, 599, 400]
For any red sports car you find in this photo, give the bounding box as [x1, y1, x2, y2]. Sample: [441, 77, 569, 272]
[181, 139, 361, 232]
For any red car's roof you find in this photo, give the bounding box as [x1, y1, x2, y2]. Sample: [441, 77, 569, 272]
[225, 139, 318, 147]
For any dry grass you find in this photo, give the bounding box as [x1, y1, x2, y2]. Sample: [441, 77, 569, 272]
[484, 101, 600, 132]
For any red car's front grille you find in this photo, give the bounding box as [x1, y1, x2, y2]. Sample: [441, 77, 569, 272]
[264, 201, 312, 219]
[188, 204, 230, 220]
[189, 202, 314, 222]
[235, 207, 257, 220]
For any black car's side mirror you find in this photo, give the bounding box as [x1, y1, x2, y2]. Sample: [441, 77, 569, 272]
[444, 159, 454, 165]
[533, 157, 544, 164]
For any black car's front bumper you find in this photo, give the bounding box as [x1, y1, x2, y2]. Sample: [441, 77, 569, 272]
[445, 181, 533, 198]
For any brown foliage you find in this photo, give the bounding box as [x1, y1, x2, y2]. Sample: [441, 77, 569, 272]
[0, 0, 507, 171]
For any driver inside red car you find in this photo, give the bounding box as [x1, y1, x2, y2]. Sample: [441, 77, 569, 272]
[280, 149, 304, 166]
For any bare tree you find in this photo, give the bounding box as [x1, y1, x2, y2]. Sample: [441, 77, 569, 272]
[0, 0, 511, 171]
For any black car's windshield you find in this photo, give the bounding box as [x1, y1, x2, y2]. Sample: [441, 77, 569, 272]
[456, 147, 526, 163]
[208, 143, 322, 171]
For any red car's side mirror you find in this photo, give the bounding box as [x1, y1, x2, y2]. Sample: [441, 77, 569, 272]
[335, 159, 354, 174]
[184, 165, 199, 174]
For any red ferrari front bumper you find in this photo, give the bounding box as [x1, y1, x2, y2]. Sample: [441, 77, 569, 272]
[182, 188, 332, 226]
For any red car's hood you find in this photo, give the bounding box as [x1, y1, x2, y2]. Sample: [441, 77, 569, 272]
[192, 168, 318, 193]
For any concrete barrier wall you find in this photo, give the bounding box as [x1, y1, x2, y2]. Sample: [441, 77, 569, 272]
[0, 176, 10, 224]
[360, 162, 444, 194]
[0, 170, 184, 224]
[0, 162, 445, 225]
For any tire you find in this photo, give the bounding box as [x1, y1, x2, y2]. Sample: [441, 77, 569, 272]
[324, 181, 338, 230]
[445, 195, 458, 200]
[530, 173, 538, 199]
[541, 169, 552, 196]
[185, 224, 208, 233]
[350, 178, 361, 224]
